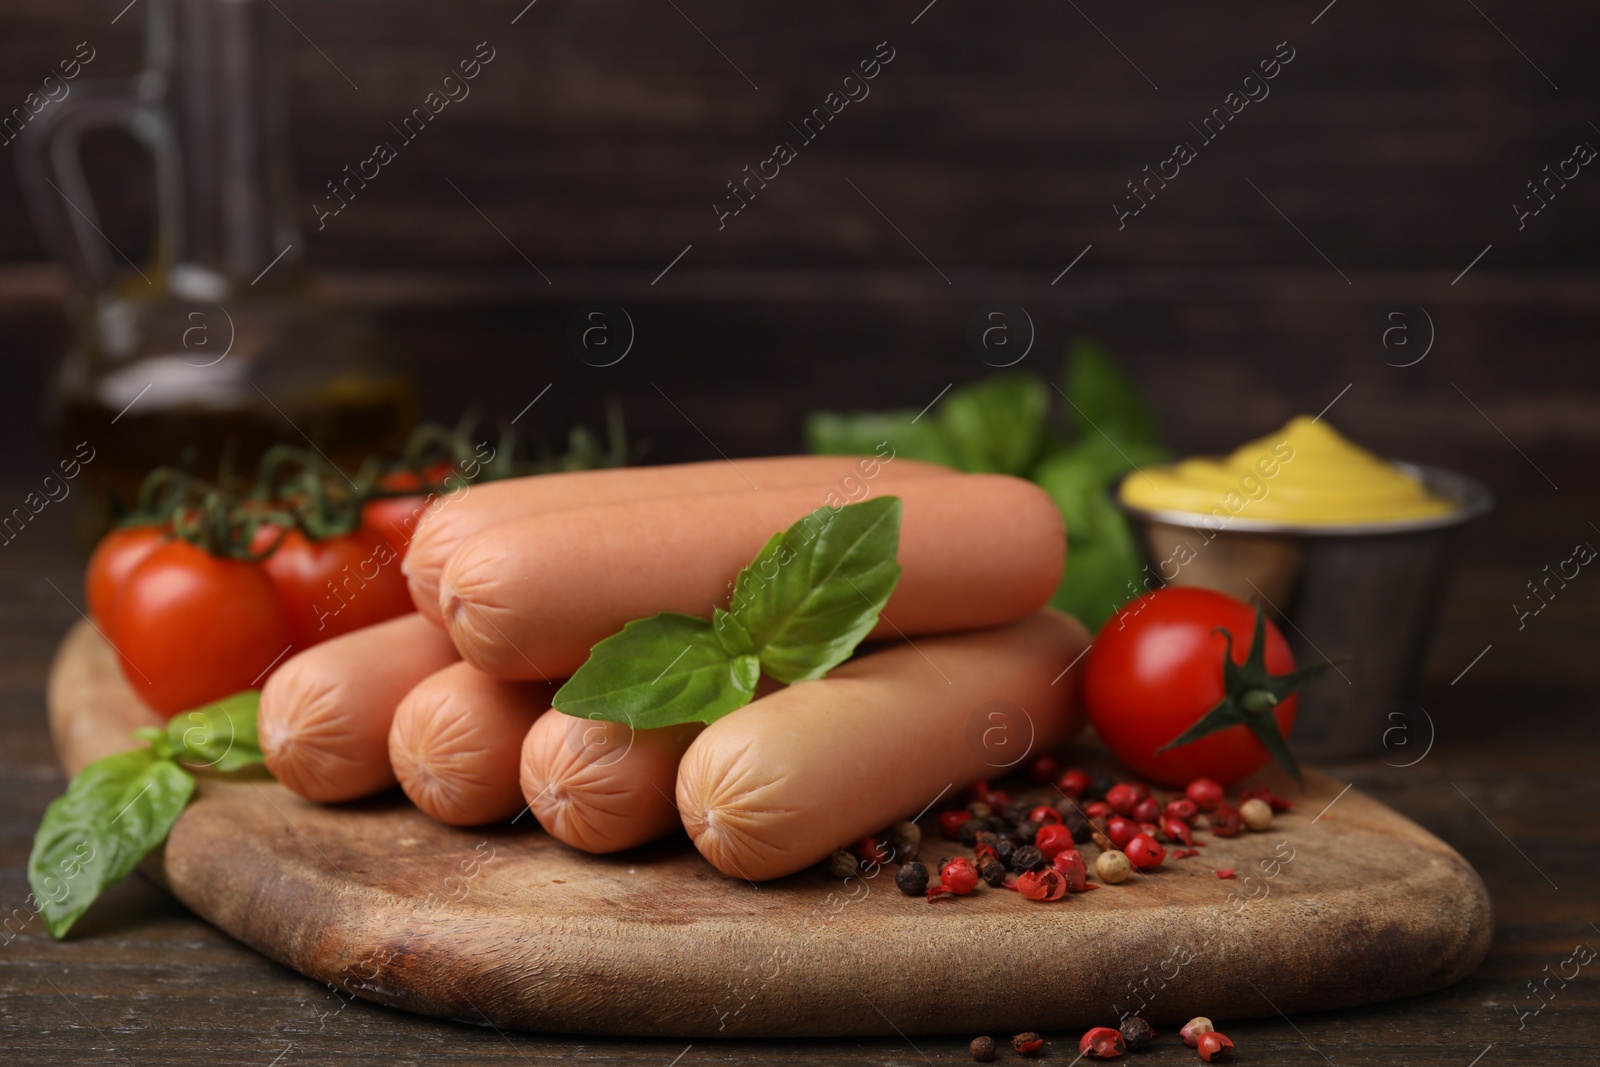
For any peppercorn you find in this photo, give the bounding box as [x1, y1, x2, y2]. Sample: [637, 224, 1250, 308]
[967, 801, 994, 820]
[1063, 809, 1093, 843]
[979, 857, 1008, 887]
[1105, 782, 1144, 816]
[957, 819, 984, 847]
[939, 809, 972, 839]
[1035, 823, 1073, 859]
[928, 857, 979, 900]
[1161, 815, 1196, 847]
[1086, 769, 1117, 799]
[1014, 868, 1067, 901]
[1119, 1016, 1155, 1051]
[993, 838, 1017, 865]
[1185, 778, 1224, 811]
[1091, 828, 1113, 852]
[889, 821, 921, 862]
[895, 861, 929, 896]
[827, 849, 858, 879]
[1180, 1017, 1214, 1047]
[1164, 797, 1199, 824]
[1084, 800, 1114, 820]
[1132, 796, 1162, 824]
[1096, 849, 1132, 884]
[1209, 804, 1244, 838]
[1125, 833, 1166, 871]
[1009, 844, 1047, 873]
[1058, 767, 1091, 797]
[1103, 815, 1137, 849]
[1014, 819, 1040, 845]
[1029, 754, 1060, 784]
[969, 1035, 997, 1062]
[1013, 1032, 1045, 1056]
[1239, 797, 1274, 831]
[973, 829, 1002, 850]
[982, 788, 1012, 811]
[937, 855, 959, 872]
[1197, 1031, 1234, 1062]
[1003, 798, 1034, 825]
[1029, 804, 1063, 826]
[854, 836, 889, 865]
[1241, 785, 1292, 812]
[1079, 1027, 1125, 1058]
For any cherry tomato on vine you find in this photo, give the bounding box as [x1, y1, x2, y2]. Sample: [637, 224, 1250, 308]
[109, 540, 295, 717]
[251, 525, 413, 648]
[362, 462, 459, 555]
[1084, 587, 1308, 787]
[85, 524, 166, 626]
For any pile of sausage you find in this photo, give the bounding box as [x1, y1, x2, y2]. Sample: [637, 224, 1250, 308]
[257, 455, 1091, 881]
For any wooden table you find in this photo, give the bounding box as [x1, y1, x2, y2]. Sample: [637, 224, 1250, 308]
[1, 458, 1594, 1066]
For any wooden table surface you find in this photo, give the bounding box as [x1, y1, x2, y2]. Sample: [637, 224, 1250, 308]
[0, 466, 1593, 1066]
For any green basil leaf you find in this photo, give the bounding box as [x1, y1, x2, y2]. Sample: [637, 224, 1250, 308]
[1035, 444, 1152, 630]
[167, 690, 266, 773]
[553, 613, 760, 727]
[1062, 340, 1163, 451]
[30, 749, 194, 939]
[937, 373, 1051, 476]
[804, 412, 961, 469]
[730, 497, 903, 684]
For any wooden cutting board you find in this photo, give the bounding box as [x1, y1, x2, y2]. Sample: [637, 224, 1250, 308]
[47, 620, 1492, 1038]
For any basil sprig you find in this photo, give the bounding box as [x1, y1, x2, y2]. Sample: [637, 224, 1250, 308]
[28, 690, 267, 940]
[553, 497, 903, 728]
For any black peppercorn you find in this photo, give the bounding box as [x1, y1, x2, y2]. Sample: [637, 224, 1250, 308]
[984, 815, 1012, 835]
[895, 861, 929, 897]
[1063, 808, 1093, 843]
[993, 838, 1017, 864]
[1087, 769, 1117, 800]
[969, 1035, 997, 1062]
[1010, 845, 1046, 872]
[1003, 799, 1033, 824]
[1014, 819, 1040, 844]
[973, 830, 1001, 850]
[967, 801, 994, 820]
[1120, 1016, 1155, 1051]
[957, 820, 983, 847]
[978, 858, 1008, 887]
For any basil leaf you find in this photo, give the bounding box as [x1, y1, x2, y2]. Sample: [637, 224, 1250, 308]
[938, 373, 1050, 476]
[553, 613, 760, 727]
[1035, 443, 1151, 631]
[730, 497, 903, 684]
[804, 411, 961, 469]
[167, 690, 266, 772]
[30, 749, 195, 939]
[1063, 340, 1163, 451]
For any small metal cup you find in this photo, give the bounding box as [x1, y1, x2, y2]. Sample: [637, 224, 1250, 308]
[1117, 465, 1494, 759]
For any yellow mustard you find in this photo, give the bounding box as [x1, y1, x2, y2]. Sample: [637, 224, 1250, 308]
[1119, 416, 1454, 524]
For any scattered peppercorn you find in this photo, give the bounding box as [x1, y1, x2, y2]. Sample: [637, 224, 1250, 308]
[1106, 816, 1141, 850]
[993, 838, 1018, 866]
[1209, 804, 1244, 838]
[1014, 868, 1067, 901]
[1029, 804, 1063, 826]
[1215, 868, 1236, 879]
[1119, 1016, 1155, 1051]
[936, 855, 959, 872]
[889, 821, 921, 862]
[967, 801, 995, 820]
[1125, 833, 1166, 871]
[1009, 844, 1047, 873]
[1084, 800, 1114, 820]
[939, 809, 972, 839]
[1132, 796, 1162, 824]
[1090, 828, 1114, 852]
[1180, 1017, 1214, 1048]
[1013, 1032, 1045, 1056]
[1105, 782, 1145, 816]
[1086, 769, 1117, 799]
[969, 1035, 997, 1062]
[1164, 797, 1199, 824]
[1239, 797, 1274, 831]
[1185, 778, 1224, 811]
[1096, 849, 1132, 884]
[978, 857, 1008, 887]
[1035, 823, 1073, 859]
[1004, 798, 1035, 825]
[1063, 808, 1094, 843]
[1014, 819, 1041, 845]
[973, 829, 1002, 850]
[895, 861, 929, 896]
[957, 819, 984, 847]
[928, 857, 979, 901]
[1170, 848, 1200, 859]
[1079, 1026, 1125, 1059]
[1053, 848, 1089, 891]
[982, 788, 1012, 811]
[1058, 767, 1090, 798]
[828, 849, 858, 879]
[1028, 754, 1060, 784]
[855, 836, 889, 865]
[1197, 1031, 1234, 1062]
[1241, 785, 1293, 813]
[1162, 815, 1197, 847]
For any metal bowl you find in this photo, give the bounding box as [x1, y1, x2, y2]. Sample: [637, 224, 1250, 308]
[1116, 463, 1495, 759]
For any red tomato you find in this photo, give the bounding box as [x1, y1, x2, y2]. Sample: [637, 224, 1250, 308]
[253, 525, 413, 647]
[362, 495, 430, 554]
[109, 541, 295, 718]
[1084, 587, 1298, 787]
[85, 524, 166, 626]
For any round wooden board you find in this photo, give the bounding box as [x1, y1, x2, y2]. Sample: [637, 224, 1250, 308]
[47, 620, 1492, 1037]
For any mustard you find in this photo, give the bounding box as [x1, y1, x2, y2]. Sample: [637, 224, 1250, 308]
[1119, 416, 1454, 525]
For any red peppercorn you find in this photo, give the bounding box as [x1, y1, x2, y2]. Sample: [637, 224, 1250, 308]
[1161, 815, 1196, 847]
[1028, 754, 1060, 784]
[939, 809, 973, 839]
[1106, 816, 1140, 850]
[1014, 868, 1067, 901]
[1053, 849, 1089, 890]
[1084, 800, 1113, 819]
[1013, 1032, 1046, 1056]
[1079, 1026, 1126, 1059]
[1029, 804, 1064, 826]
[1164, 797, 1199, 823]
[1186, 778, 1224, 811]
[1125, 833, 1166, 871]
[1197, 1031, 1234, 1061]
[1132, 796, 1162, 824]
[1058, 768, 1091, 798]
[965, 780, 990, 803]
[927, 857, 979, 900]
[1105, 783, 1146, 816]
[1241, 786, 1293, 813]
[854, 836, 889, 864]
[1209, 804, 1243, 838]
[982, 789, 1012, 811]
[1170, 848, 1200, 859]
[1215, 868, 1236, 879]
[1035, 823, 1073, 859]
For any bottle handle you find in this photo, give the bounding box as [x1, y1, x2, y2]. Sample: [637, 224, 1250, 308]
[14, 73, 181, 300]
